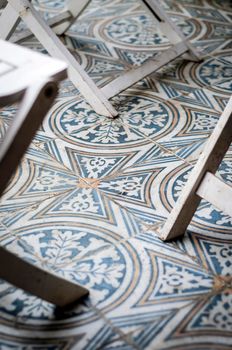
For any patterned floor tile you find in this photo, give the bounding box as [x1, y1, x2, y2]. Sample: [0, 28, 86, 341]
[98, 150, 185, 225]
[0, 0, 231, 348]
[175, 231, 232, 276]
[90, 234, 215, 348]
[43, 92, 185, 153]
[0, 305, 116, 350]
[183, 54, 232, 93]
[149, 292, 232, 350]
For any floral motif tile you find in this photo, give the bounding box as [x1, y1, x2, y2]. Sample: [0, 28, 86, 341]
[0, 0, 232, 348]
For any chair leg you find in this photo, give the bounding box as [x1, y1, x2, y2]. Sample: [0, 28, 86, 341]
[0, 246, 88, 307]
[160, 97, 232, 241]
[102, 41, 187, 99]
[143, 0, 202, 61]
[0, 1, 20, 40]
[54, 0, 91, 35]
[0, 79, 58, 196]
[7, 0, 117, 117]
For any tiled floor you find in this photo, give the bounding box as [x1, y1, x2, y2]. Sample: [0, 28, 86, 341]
[0, 0, 232, 348]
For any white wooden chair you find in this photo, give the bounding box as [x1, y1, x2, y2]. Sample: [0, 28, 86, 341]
[0, 0, 202, 118]
[160, 96, 232, 241]
[0, 0, 118, 117]
[0, 39, 89, 306]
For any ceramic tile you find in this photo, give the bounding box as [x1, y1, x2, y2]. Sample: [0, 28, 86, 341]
[176, 231, 232, 276]
[0, 299, 115, 350]
[43, 93, 189, 153]
[0, 0, 232, 348]
[98, 149, 185, 225]
[90, 235, 215, 347]
[135, 296, 232, 349]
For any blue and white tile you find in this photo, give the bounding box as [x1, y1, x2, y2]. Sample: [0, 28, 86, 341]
[0, 0, 232, 348]
[182, 54, 232, 94]
[98, 154, 183, 224]
[175, 231, 232, 277]
[153, 292, 232, 349]
[0, 297, 116, 350]
[89, 234, 215, 348]
[43, 92, 186, 153]
[134, 294, 232, 349]
[0, 149, 79, 219]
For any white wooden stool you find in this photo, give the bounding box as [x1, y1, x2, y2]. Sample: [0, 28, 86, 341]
[160, 96, 232, 241]
[0, 0, 202, 118]
[0, 39, 89, 306]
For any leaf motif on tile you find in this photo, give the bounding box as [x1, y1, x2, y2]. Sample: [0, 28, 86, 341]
[0, 280, 54, 318]
[1, 228, 127, 317]
[191, 55, 232, 93]
[49, 94, 178, 149]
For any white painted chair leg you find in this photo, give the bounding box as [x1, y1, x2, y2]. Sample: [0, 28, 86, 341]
[143, 0, 202, 61]
[54, 0, 91, 35]
[6, 0, 117, 117]
[0, 1, 20, 40]
[101, 0, 203, 98]
[0, 79, 59, 195]
[160, 96, 232, 241]
[0, 0, 202, 118]
[102, 41, 187, 98]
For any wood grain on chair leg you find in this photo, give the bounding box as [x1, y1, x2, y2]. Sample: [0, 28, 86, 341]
[196, 172, 232, 218]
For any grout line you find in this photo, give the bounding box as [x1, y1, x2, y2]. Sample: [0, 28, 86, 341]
[120, 119, 194, 166]
[86, 299, 141, 350]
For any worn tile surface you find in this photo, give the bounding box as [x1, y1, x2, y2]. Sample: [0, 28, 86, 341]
[0, 0, 232, 348]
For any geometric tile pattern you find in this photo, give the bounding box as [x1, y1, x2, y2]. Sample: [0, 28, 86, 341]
[0, 0, 232, 348]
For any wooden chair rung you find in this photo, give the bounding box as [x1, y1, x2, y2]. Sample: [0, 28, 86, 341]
[196, 172, 232, 218]
[102, 41, 188, 99]
[12, 11, 73, 43]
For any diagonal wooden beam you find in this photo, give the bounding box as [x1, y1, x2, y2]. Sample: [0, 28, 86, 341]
[0, 246, 89, 307]
[102, 41, 187, 99]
